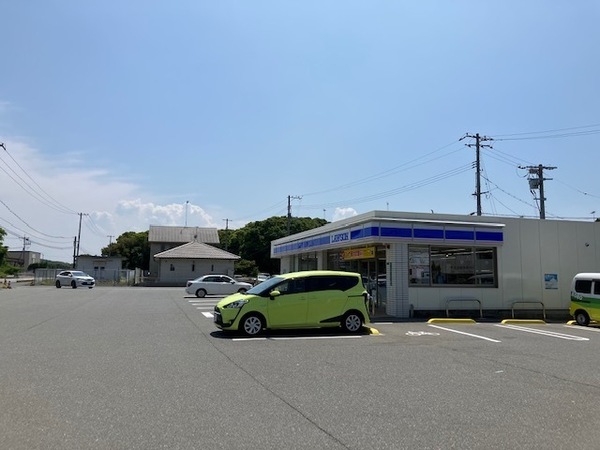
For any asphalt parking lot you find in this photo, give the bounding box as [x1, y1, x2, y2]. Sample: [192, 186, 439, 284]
[1, 285, 600, 449]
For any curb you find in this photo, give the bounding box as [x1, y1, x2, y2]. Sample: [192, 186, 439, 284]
[427, 318, 476, 324]
[500, 319, 546, 325]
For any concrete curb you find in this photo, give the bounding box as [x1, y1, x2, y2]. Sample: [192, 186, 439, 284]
[427, 318, 477, 324]
[500, 319, 546, 325]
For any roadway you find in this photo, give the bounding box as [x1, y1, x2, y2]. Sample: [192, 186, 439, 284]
[1, 286, 599, 449]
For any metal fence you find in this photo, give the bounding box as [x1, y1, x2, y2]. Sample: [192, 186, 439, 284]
[35, 269, 139, 286]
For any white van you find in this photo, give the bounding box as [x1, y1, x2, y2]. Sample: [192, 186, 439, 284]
[569, 273, 600, 326]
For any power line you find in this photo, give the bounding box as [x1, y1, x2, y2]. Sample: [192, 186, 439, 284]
[301, 163, 473, 210]
[0, 199, 72, 239]
[0, 143, 77, 214]
[301, 139, 464, 197]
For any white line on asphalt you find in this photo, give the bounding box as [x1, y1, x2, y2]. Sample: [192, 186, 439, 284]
[563, 325, 600, 333]
[428, 324, 501, 342]
[201, 312, 213, 318]
[498, 324, 589, 341]
[232, 335, 362, 341]
[196, 307, 214, 310]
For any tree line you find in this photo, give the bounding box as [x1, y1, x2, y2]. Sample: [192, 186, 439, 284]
[101, 216, 327, 275]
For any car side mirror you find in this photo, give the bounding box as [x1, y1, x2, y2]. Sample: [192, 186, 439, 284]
[269, 290, 281, 300]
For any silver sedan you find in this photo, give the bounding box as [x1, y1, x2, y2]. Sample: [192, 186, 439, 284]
[185, 274, 252, 298]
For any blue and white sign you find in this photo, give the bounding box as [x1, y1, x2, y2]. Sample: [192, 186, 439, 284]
[331, 231, 350, 243]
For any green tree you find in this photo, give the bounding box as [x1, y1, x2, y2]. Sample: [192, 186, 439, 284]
[101, 231, 150, 270]
[225, 216, 327, 274]
[234, 259, 259, 277]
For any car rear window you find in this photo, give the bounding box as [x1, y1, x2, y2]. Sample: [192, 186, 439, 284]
[306, 276, 358, 292]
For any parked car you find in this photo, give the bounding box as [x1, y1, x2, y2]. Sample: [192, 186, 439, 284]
[570, 272, 600, 326]
[55, 270, 95, 289]
[213, 270, 370, 336]
[185, 275, 253, 298]
[255, 273, 270, 284]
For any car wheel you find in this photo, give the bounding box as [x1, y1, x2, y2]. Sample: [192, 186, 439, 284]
[341, 311, 363, 333]
[237, 288, 247, 294]
[240, 314, 264, 336]
[55, 280, 61, 288]
[575, 311, 590, 326]
[71, 281, 77, 289]
[195, 288, 207, 298]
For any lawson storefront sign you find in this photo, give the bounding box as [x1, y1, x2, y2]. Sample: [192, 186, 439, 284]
[272, 221, 503, 256]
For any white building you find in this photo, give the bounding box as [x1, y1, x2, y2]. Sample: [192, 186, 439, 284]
[76, 255, 124, 280]
[154, 241, 240, 285]
[271, 210, 600, 319]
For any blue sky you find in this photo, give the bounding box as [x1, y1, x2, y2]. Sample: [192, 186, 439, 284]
[1, 1, 599, 262]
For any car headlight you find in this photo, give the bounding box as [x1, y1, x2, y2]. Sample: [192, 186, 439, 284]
[224, 299, 248, 309]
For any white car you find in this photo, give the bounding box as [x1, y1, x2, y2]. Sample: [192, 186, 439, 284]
[185, 275, 253, 298]
[255, 273, 270, 284]
[55, 270, 95, 289]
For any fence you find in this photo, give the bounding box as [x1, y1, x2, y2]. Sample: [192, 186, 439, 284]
[35, 268, 138, 286]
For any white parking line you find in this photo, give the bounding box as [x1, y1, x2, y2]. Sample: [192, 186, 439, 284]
[232, 335, 362, 342]
[564, 325, 600, 333]
[428, 324, 501, 342]
[201, 312, 213, 318]
[498, 324, 589, 341]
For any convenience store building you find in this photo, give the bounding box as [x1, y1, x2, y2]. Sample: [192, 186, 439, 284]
[271, 210, 600, 319]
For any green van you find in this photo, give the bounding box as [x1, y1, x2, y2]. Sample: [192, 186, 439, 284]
[213, 270, 370, 336]
[569, 273, 600, 326]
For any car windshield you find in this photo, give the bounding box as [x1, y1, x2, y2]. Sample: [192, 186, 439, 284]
[245, 276, 284, 295]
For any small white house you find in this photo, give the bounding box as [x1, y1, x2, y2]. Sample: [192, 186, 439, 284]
[154, 241, 241, 285]
[271, 210, 600, 319]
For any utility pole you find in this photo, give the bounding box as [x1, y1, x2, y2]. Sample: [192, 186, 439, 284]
[223, 218, 230, 251]
[462, 133, 493, 216]
[72, 236, 77, 268]
[519, 164, 556, 219]
[21, 236, 30, 268]
[185, 201, 189, 227]
[107, 235, 114, 256]
[75, 212, 83, 267]
[287, 195, 302, 236]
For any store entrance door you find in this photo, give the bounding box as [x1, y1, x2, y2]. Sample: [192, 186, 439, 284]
[357, 257, 386, 317]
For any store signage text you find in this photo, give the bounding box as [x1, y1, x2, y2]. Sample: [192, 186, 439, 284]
[331, 232, 350, 243]
[342, 247, 376, 260]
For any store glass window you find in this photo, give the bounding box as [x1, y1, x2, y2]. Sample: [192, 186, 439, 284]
[409, 246, 430, 285]
[409, 245, 497, 287]
[299, 252, 318, 271]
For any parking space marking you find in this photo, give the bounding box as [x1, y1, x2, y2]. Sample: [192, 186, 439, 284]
[406, 331, 441, 336]
[428, 324, 501, 342]
[497, 324, 589, 341]
[232, 335, 363, 342]
[201, 312, 214, 319]
[564, 325, 600, 333]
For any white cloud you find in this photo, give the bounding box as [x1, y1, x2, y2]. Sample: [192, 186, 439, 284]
[114, 199, 216, 228]
[0, 137, 217, 261]
[332, 207, 358, 221]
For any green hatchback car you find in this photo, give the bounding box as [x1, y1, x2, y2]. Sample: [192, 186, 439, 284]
[213, 270, 370, 336]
